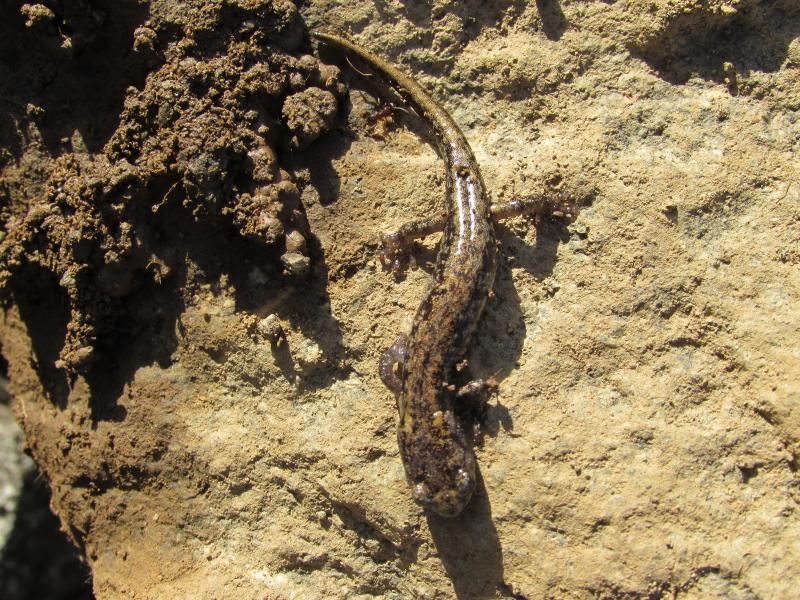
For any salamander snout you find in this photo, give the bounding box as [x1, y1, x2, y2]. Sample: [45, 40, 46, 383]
[413, 467, 475, 517]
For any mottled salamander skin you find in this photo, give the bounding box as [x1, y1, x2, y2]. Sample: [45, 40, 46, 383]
[314, 32, 496, 517]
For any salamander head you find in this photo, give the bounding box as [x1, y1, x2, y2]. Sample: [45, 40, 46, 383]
[398, 404, 479, 517]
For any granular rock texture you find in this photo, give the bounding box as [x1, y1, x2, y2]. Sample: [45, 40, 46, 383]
[1, 0, 798, 598]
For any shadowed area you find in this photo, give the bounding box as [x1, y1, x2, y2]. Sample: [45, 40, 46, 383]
[629, 0, 800, 85]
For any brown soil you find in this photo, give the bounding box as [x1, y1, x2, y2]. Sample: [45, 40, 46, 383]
[1, 1, 799, 598]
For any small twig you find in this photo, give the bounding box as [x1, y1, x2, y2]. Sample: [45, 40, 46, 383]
[345, 55, 372, 78]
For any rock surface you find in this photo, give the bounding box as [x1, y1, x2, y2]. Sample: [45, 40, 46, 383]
[0, 396, 92, 600]
[1, 0, 798, 598]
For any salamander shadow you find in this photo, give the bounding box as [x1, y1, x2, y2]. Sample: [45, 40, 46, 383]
[469, 215, 575, 437]
[426, 471, 507, 599]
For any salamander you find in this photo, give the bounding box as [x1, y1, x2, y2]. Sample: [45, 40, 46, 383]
[314, 31, 496, 517]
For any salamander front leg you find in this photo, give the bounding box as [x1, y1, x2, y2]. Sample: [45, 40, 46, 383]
[380, 191, 578, 272]
[455, 377, 499, 445]
[379, 333, 408, 416]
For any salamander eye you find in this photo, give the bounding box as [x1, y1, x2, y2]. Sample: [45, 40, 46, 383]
[413, 482, 432, 504]
[455, 468, 472, 494]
